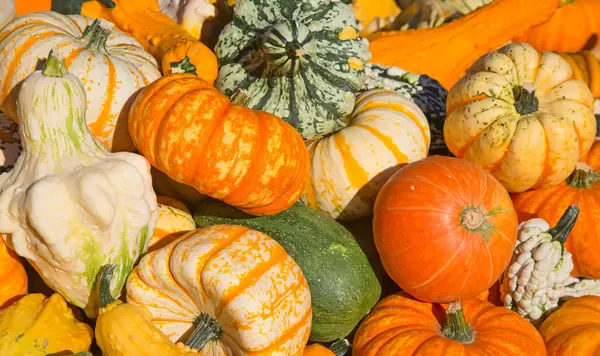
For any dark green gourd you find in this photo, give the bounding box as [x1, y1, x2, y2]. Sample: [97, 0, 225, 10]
[193, 200, 381, 342]
[215, 0, 371, 140]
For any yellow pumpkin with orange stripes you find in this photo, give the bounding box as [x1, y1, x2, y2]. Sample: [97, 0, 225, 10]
[0, 12, 160, 152]
[301, 89, 430, 220]
[126, 224, 312, 355]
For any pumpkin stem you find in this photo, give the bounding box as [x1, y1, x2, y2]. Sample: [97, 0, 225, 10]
[329, 339, 351, 356]
[460, 206, 485, 231]
[185, 313, 222, 351]
[42, 51, 68, 78]
[260, 21, 314, 77]
[441, 301, 474, 344]
[566, 162, 600, 188]
[548, 205, 580, 243]
[559, 0, 574, 7]
[81, 19, 110, 54]
[98, 264, 117, 308]
[170, 57, 198, 75]
[230, 89, 252, 107]
[513, 83, 539, 116]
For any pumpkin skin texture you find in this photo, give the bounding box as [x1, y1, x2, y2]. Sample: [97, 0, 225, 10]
[539, 295, 600, 355]
[301, 89, 430, 220]
[445, 43, 596, 193]
[0, 293, 93, 355]
[129, 73, 310, 216]
[0, 0, 15, 29]
[0, 237, 26, 309]
[0, 114, 20, 174]
[367, 0, 560, 89]
[193, 200, 381, 342]
[511, 139, 600, 278]
[126, 225, 312, 355]
[353, 292, 547, 356]
[215, 0, 371, 140]
[0, 12, 161, 152]
[559, 51, 600, 98]
[373, 155, 518, 303]
[148, 196, 195, 253]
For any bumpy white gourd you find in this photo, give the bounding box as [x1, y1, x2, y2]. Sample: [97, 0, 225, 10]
[0, 52, 158, 317]
[0, 0, 15, 29]
[158, 0, 217, 39]
[501, 206, 578, 323]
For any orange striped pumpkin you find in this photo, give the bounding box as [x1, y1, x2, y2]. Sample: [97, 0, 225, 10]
[128, 73, 310, 216]
[147, 196, 195, 253]
[0, 237, 27, 309]
[301, 89, 430, 220]
[126, 225, 312, 355]
[0, 12, 161, 152]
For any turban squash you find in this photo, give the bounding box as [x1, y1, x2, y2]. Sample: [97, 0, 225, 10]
[128, 73, 310, 216]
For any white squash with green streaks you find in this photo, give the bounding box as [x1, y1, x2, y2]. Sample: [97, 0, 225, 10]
[0, 52, 158, 318]
[215, 0, 371, 140]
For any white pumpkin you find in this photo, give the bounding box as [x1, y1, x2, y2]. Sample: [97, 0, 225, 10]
[0, 0, 15, 29]
[0, 113, 20, 173]
[158, 0, 217, 39]
[301, 89, 430, 220]
[0, 12, 161, 152]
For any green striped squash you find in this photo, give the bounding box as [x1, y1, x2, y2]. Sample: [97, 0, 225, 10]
[215, 0, 371, 140]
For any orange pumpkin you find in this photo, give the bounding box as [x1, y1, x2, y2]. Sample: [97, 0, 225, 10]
[373, 156, 518, 303]
[353, 292, 547, 356]
[513, 0, 600, 53]
[0, 237, 27, 309]
[129, 73, 310, 216]
[512, 139, 600, 278]
[303, 339, 350, 356]
[539, 295, 600, 355]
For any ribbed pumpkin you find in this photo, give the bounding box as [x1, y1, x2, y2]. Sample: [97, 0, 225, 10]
[0, 0, 15, 28]
[301, 89, 430, 220]
[129, 73, 310, 216]
[512, 139, 600, 278]
[353, 292, 546, 356]
[445, 43, 596, 193]
[513, 0, 600, 53]
[126, 225, 312, 355]
[559, 51, 600, 98]
[373, 156, 518, 303]
[215, 0, 371, 140]
[0, 237, 27, 309]
[0, 114, 20, 174]
[147, 196, 195, 253]
[539, 295, 600, 355]
[0, 12, 161, 152]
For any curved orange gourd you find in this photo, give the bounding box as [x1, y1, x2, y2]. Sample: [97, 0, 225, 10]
[373, 156, 518, 303]
[539, 295, 600, 355]
[512, 139, 600, 278]
[0, 237, 27, 309]
[129, 74, 310, 216]
[353, 292, 547, 356]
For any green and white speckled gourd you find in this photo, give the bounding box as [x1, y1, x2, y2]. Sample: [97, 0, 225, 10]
[0, 51, 158, 318]
[215, 0, 371, 140]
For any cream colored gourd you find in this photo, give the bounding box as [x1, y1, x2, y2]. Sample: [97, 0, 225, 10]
[0, 12, 161, 152]
[0, 52, 158, 317]
[302, 89, 430, 220]
[0, 114, 19, 173]
[147, 196, 195, 252]
[158, 0, 217, 39]
[445, 43, 596, 192]
[0, 0, 15, 29]
[126, 225, 312, 355]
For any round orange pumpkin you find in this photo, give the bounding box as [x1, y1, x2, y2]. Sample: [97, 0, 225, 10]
[128, 73, 310, 216]
[373, 155, 518, 303]
[0, 237, 27, 309]
[512, 139, 600, 278]
[539, 295, 600, 355]
[353, 292, 546, 356]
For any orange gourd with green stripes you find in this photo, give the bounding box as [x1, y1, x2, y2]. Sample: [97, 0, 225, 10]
[301, 89, 430, 220]
[0, 12, 160, 152]
[126, 225, 312, 355]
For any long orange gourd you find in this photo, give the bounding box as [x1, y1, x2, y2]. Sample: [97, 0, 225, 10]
[50, 0, 218, 83]
[367, 0, 560, 89]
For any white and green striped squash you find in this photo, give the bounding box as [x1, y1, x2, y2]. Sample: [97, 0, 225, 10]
[215, 0, 371, 140]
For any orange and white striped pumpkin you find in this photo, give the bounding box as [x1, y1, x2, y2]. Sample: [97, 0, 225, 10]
[301, 89, 430, 220]
[147, 196, 195, 252]
[0, 12, 161, 152]
[0, 0, 15, 29]
[126, 225, 312, 356]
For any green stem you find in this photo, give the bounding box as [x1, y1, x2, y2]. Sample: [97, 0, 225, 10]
[42, 51, 68, 78]
[548, 205, 580, 243]
[513, 84, 539, 116]
[559, 0, 574, 7]
[329, 339, 351, 356]
[81, 19, 110, 53]
[230, 89, 252, 107]
[185, 313, 222, 351]
[99, 264, 117, 308]
[441, 301, 474, 344]
[566, 163, 600, 188]
[170, 57, 198, 75]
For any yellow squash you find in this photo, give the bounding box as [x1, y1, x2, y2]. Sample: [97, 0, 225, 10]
[0, 293, 93, 355]
[147, 196, 195, 252]
[559, 51, 600, 98]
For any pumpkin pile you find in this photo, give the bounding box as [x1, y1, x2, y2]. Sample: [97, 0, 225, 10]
[1, 0, 600, 355]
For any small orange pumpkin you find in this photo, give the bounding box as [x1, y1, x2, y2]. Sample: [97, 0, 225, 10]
[129, 73, 310, 216]
[0, 237, 27, 309]
[353, 292, 547, 355]
[303, 339, 350, 356]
